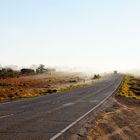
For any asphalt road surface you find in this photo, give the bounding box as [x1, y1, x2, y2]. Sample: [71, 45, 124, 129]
[0, 74, 123, 140]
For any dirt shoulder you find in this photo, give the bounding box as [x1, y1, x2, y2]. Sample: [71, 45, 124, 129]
[87, 96, 140, 140]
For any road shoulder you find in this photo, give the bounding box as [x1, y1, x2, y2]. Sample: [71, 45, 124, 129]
[86, 96, 140, 140]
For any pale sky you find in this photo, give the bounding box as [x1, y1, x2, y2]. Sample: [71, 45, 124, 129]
[0, 0, 140, 73]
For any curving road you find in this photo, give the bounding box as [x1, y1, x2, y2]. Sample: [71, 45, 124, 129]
[0, 74, 123, 140]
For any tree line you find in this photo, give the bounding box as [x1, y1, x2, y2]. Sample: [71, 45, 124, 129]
[0, 64, 54, 78]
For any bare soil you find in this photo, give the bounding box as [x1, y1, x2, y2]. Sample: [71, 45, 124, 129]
[87, 96, 140, 140]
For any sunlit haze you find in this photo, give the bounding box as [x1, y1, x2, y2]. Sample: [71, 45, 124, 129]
[0, 0, 140, 73]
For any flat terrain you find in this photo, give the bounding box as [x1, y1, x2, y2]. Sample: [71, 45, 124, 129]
[0, 72, 90, 102]
[87, 97, 140, 140]
[0, 74, 123, 140]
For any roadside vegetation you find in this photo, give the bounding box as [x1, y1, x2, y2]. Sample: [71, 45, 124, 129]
[0, 64, 49, 79]
[117, 75, 140, 99]
[92, 74, 101, 80]
[0, 64, 103, 103]
[0, 66, 97, 102]
[87, 75, 140, 140]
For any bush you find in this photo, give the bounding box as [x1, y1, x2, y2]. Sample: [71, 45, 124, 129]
[69, 79, 77, 83]
[0, 68, 19, 78]
[20, 68, 35, 75]
[42, 88, 57, 94]
[92, 74, 101, 80]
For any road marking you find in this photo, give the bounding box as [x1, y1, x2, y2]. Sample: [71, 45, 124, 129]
[63, 103, 75, 107]
[50, 76, 123, 140]
[0, 114, 14, 119]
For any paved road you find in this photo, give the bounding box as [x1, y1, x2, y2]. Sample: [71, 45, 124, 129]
[0, 74, 123, 140]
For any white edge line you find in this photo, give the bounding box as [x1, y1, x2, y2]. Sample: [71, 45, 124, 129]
[50, 76, 123, 140]
[0, 114, 14, 119]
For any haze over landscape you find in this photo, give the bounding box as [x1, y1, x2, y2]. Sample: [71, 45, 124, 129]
[0, 0, 140, 73]
[0, 1, 140, 140]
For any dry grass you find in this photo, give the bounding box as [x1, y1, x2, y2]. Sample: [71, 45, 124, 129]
[0, 72, 91, 103]
[87, 97, 140, 140]
[117, 75, 140, 99]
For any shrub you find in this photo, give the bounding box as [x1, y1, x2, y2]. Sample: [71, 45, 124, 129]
[20, 68, 35, 75]
[92, 74, 101, 80]
[0, 68, 19, 78]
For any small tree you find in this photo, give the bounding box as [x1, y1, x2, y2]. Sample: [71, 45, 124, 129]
[36, 64, 48, 73]
[114, 71, 118, 74]
[92, 74, 101, 80]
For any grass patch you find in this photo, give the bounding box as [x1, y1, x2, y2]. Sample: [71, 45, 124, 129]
[41, 88, 57, 94]
[58, 84, 87, 93]
[117, 75, 140, 99]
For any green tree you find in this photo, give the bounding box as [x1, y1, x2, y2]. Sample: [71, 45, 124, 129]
[36, 64, 48, 73]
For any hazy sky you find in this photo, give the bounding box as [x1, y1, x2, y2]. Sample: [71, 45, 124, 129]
[0, 0, 140, 72]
